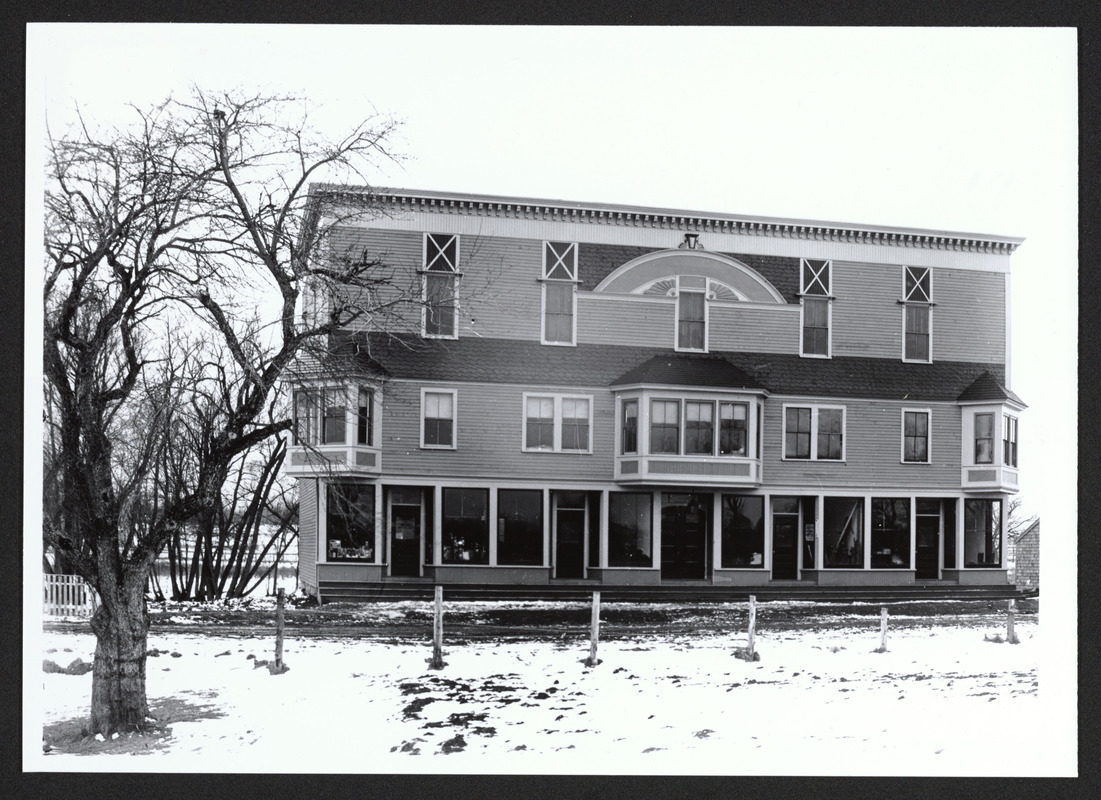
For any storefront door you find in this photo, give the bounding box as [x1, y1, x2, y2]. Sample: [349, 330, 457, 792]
[661, 494, 708, 580]
[390, 489, 421, 578]
[915, 499, 941, 579]
[554, 493, 586, 579]
[771, 498, 799, 579]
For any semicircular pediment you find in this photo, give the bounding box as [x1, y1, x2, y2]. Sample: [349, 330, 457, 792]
[593, 250, 786, 304]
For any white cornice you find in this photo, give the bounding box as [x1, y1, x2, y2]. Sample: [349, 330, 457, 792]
[312, 184, 1025, 257]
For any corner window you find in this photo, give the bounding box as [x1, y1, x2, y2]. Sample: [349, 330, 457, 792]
[523, 394, 591, 453]
[902, 409, 931, 463]
[423, 233, 459, 338]
[902, 266, 932, 362]
[608, 492, 652, 568]
[800, 259, 831, 357]
[293, 387, 368, 446]
[1003, 415, 1018, 467]
[442, 488, 488, 564]
[326, 482, 375, 562]
[720, 495, 764, 568]
[964, 498, 1001, 567]
[422, 390, 456, 449]
[542, 242, 577, 345]
[974, 412, 994, 464]
[783, 405, 845, 461]
[621, 399, 638, 455]
[871, 497, 910, 569]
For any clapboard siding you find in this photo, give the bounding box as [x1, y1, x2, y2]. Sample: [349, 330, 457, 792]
[456, 235, 542, 341]
[832, 261, 900, 358]
[576, 295, 675, 347]
[297, 478, 318, 592]
[761, 398, 961, 490]
[934, 268, 1006, 363]
[709, 303, 801, 354]
[381, 380, 616, 481]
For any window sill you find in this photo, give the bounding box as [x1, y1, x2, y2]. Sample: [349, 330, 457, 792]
[781, 457, 846, 464]
[540, 340, 577, 347]
[799, 353, 832, 359]
[420, 444, 457, 451]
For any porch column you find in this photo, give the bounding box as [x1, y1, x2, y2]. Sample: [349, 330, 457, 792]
[652, 492, 662, 571]
[599, 489, 609, 568]
[544, 488, 552, 569]
[375, 483, 384, 567]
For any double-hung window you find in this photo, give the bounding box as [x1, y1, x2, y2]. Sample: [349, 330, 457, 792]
[676, 288, 707, 351]
[422, 389, 456, 449]
[684, 401, 714, 455]
[423, 233, 459, 338]
[542, 242, 578, 345]
[783, 404, 845, 461]
[1003, 414, 1018, 467]
[800, 259, 832, 357]
[902, 409, 931, 463]
[649, 400, 681, 454]
[645, 398, 751, 457]
[902, 266, 932, 362]
[621, 399, 639, 454]
[974, 412, 994, 464]
[293, 387, 355, 446]
[523, 394, 591, 453]
[719, 402, 748, 456]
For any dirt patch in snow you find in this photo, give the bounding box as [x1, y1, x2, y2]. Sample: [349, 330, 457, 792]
[41, 693, 226, 757]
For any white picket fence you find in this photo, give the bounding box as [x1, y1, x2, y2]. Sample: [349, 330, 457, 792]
[43, 574, 99, 617]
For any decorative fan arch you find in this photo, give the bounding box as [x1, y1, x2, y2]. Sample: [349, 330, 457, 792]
[594, 250, 786, 304]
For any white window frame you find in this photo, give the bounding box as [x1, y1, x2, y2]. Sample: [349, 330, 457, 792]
[420, 388, 458, 450]
[643, 395, 754, 458]
[900, 407, 933, 464]
[540, 241, 578, 346]
[901, 266, 933, 363]
[799, 258, 833, 359]
[521, 393, 593, 454]
[1003, 413, 1019, 467]
[781, 403, 847, 461]
[674, 277, 710, 353]
[421, 233, 460, 340]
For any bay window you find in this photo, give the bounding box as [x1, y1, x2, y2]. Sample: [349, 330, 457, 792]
[649, 400, 680, 454]
[719, 402, 747, 456]
[684, 401, 714, 455]
[622, 399, 638, 454]
[974, 413, 994, 464]
[1003, 415, 1018, 467]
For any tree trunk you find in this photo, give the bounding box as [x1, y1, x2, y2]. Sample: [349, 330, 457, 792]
[89, 572, 150, 735]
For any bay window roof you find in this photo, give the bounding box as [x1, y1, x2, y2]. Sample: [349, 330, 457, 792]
[610, 354, 762, 391]
[957, 371, 1027, 407]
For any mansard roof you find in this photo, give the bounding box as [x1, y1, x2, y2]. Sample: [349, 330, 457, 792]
[335, 333, 1010, 403]
[957, 371, 1027, 407]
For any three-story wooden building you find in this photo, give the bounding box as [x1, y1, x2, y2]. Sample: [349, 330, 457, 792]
[285, 187, 1026, 601]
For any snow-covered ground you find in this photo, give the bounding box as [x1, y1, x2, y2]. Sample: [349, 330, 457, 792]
[27, 601, 1070, 776]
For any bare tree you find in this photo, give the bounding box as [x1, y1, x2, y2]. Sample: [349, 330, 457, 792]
[43, 89, 402, 735]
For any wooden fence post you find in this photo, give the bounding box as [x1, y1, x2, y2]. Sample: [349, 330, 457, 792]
[747, 595, 757, 656]
[585, 590, 601, 667]
[271, 588, 288, 674]
[875, 606, 888, 653]
[430, 585, 445, 669]
[1006, 599, 1019, 644]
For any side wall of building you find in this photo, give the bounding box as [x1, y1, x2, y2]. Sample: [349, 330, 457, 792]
[298, 478, 318, 594]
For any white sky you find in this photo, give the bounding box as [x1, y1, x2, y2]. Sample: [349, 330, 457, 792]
[25, 25, 1078, 772]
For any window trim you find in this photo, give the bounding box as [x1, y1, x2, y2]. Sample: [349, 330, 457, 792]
[1003, 413, 1018, 468]
[521, 392, 594, 454]
[621, 397, 639, 455]
[781, 403, 847, 461]
[901, 266, 934, 363]
[420, 388, 458, 450]
[421, 233, 460, 340]
[799, 259, 833, 359]
[293, 384, 378, 448]
[900, 408, 933, 464]
[539, 244, 579, 347]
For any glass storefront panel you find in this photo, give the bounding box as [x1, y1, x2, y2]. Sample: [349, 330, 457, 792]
[497, 489, 543, 566]
[608, 492, 652, 568]
[720, 495, 764, 568]
[327, 482, 374, 561]
[824, 497, 864, 568]
[964, 499, 1002, 567]
[871, 497, 911, 568]
[442, 488, 489, 564]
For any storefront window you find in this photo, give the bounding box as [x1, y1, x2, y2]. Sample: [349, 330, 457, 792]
[608, 492, 652, 567]
[442, 488, 489, 564]
[720, 495, 764, 568]
[497, 489, 543, 566]
[326, 483, 374, 561]
[964, 499, 1002, 567]
[824, 497, 864, 568]
[871, 497, 910, 568]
